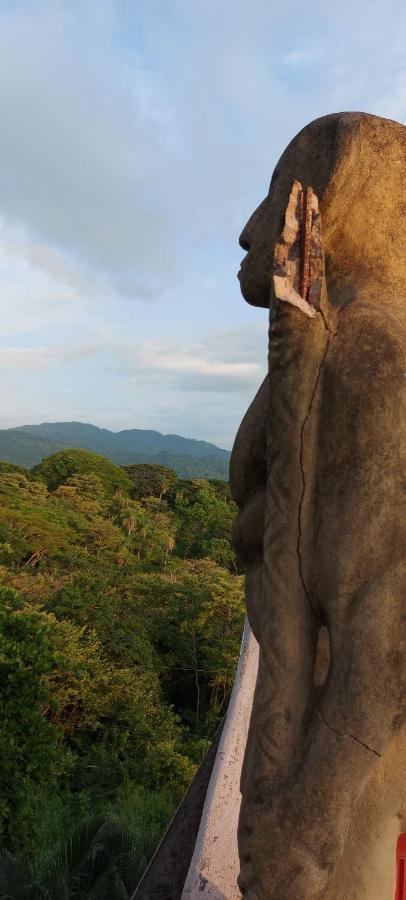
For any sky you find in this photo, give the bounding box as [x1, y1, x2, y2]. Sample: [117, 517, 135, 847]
[0, 0, 406, 448]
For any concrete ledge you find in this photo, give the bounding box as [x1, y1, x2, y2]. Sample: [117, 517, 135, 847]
[131, 722, 224, 900]
[182, 620, 258, 899]
[132, 619, 258, 900]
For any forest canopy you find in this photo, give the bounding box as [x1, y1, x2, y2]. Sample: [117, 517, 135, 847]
[0, 451, 243, 898]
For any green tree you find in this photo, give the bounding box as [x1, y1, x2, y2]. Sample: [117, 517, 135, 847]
[133, 560, 244, 737]
[37, 606, 194, 801]
[0, 585, 194, 861]
[0, 462, 29, 478]
[108, 495, 176, 564]
[123, 464, 177, 501]
[0, 816, 138, 899]
[0, 588, 64, 854]
[47, 570, 156, 669]
[0, 472, 117, 572]
[0, 455, 244, 887]
[173, 480, 236, 567]
[31, 450, 132, 497]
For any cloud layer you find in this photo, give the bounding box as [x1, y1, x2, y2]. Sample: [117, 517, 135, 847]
[0, 0, 405, 445]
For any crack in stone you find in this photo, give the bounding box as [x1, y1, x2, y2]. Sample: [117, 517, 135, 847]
[296, 309, 381, 762]
[316, 706, 382, 758]
[296, 312, 331, 621]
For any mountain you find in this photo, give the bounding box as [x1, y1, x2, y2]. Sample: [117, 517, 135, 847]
[0, 422, 231, 479]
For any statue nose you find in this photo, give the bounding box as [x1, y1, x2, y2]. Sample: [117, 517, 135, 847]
[239, 197, 269, 253]
[239, 229, 250, 252]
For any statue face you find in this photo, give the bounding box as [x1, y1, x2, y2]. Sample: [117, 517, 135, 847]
[238, 146, 316, 310]
[238, 185, 281, 310]
[237, 124, 317, 310]
[237, 114, 343, 309]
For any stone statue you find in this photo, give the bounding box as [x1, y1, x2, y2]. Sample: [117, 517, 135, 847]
[230, 112, 406, 899]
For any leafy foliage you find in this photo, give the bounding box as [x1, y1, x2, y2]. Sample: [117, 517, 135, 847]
[123, 464, 177, 501]
[31, 450, 132, 496]
[0, 589, 64, 854]
[0, 815, 145, 899]
[0, 451, 243, 897]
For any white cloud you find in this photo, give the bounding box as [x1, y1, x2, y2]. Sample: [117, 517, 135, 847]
[0, 3, 181, 299]
[1, 0, 405, 307]
[107, 324, 267, 394]
[0, 342, 99, 374]
[0, 220, 105, 339]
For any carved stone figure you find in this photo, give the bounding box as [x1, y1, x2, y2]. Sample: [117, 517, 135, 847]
[230, 112, 406, 899]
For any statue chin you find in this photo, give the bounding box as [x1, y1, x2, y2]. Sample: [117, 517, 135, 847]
[237, 262, 270, 309]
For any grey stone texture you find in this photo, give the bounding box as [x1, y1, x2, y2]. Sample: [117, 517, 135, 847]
[230, 112, 406, 899]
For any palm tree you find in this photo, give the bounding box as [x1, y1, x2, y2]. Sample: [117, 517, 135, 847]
[0, 817, 136, 900]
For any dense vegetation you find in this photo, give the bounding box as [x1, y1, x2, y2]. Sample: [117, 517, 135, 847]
[0, 422, 231, 479]
[0, 451, 243, 898]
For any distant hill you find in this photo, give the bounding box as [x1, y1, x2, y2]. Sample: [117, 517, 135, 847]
[0, 422, 231, 479]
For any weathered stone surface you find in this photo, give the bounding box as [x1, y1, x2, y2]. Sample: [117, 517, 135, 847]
[272, 180, 323, 317]
[231, 112, 406, 899]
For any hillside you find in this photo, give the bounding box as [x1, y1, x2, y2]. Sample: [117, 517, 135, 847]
[0, 422, 231, 479]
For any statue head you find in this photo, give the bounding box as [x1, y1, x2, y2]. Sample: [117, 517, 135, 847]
[238, 111, 406, 311]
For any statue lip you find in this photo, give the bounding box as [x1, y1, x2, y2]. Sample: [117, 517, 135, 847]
[236, 258, 249, 298]
[238, 253, 249, 276]
[236, 255, 272, 309]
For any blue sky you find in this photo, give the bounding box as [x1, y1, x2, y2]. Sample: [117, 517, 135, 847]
[0, 0, 405, 448]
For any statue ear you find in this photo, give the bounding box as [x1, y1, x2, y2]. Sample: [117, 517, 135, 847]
[273, 180, 324, 318]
